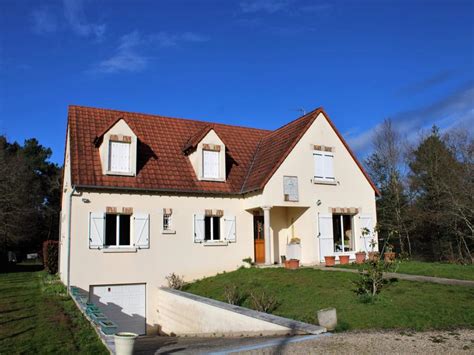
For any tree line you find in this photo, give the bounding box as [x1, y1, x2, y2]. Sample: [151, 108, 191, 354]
[365, 121, 473, 264]
[0, 136, 61, 264]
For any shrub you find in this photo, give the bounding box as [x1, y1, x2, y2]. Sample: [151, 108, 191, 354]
[353, 259, 398, 301]
[249, 290, 279, 313]
[223, 284, 247, 306]
[165, 273, 186, 290]
[42, 240, 59, 274]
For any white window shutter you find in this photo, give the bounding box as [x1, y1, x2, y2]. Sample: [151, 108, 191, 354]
[359, 215, 373, 252]
[314, 153, 324, 179]
[134, 213, 150, 249]
[109, 141, 130, 172]
[318, 213, 334, 261]
[203, 150, 219, 178]
[89, 212, 105, 249]
[324, 154, 334, 179]
[224, 215, 236, 242]
[194, 214, 205, 242]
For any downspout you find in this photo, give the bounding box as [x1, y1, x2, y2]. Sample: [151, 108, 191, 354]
[66, 185, 77, 295]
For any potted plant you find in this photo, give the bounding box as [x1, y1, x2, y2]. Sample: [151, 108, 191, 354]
[324, 255, 336, 267]
[367, 238, 379, 261]
[384, 244, 396, 262]
[114, 332, 138, 355]
[339, 255, 350, 265]
[355, 250, 366, 264]
[286, 237, 301, 268]
[287, 259, 300, 269]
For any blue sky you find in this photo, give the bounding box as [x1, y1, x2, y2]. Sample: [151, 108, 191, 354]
[1, 0, 473, 164]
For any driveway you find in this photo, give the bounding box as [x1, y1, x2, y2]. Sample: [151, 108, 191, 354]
[134, 330, 474, 354]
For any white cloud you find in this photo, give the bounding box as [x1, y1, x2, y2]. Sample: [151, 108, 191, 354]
[92, 30, 209, 74]
[31, 7, 58, 34]
[63, 0, 106, 41]
[347, 82, 474, 155]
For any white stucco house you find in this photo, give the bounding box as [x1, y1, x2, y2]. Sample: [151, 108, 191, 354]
[59, 105, 379, 335]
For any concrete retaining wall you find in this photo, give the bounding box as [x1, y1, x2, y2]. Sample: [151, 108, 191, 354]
[156, 287, 326, 337]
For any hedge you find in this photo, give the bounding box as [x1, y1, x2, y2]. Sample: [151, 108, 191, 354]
[43, 240, 59, 274]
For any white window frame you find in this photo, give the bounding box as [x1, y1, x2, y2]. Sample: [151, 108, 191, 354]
[202, 149, 220, 179]
[163, 213, 172, 231]
[104, 213, 132, 248]
[108, 141, 131, 173]
[313, 150, 335, 183]
[204, 216, 222, 242]
[333, 214, 354, 253]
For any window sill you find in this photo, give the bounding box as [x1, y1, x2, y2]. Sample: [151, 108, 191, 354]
[199, 178, 226, 182]
[202, 241, 228, 246]
[105, 170, 135, 177]
[103, 247, 137, 253]
[162, 230, 176, 235]
[313, 179, 337, 185]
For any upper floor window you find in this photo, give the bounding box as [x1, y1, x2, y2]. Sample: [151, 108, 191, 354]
[202, 149, 219, 179]
[314, 150, 335, 182]
[109, 141, 131, 173]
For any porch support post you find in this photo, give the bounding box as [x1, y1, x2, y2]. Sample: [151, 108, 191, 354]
[262, 206, 272, 265]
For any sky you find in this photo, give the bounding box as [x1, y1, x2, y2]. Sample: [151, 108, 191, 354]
[1, 0, 473, 164]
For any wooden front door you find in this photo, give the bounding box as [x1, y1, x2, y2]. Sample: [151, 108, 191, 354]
[254, 216, 265, 264]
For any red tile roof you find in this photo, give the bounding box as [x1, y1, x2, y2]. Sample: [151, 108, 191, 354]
[67, 105, 379, 196]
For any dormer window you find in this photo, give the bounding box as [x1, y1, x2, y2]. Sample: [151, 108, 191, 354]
[109, 141, 131, 173]
[203, 149, 220, 179]
[96, 118, 137, 177]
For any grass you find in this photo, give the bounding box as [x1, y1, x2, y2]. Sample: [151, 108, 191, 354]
[184, 267, 474, 332]
[0, 266, 108, 354]
[335, 260, 474, 281]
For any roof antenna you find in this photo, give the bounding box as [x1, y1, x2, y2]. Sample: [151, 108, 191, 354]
[296, 107, 306, 116]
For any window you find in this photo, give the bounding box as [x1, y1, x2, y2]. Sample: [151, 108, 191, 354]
[332, 214, 353, 252]
[202, 150, 219, 179]
[109, 141, 131, 173]
[204, 216, 221, 241]
[105, 214, 131, 247]
[314, 151, 335, 182]
[163, 213, 172, 231]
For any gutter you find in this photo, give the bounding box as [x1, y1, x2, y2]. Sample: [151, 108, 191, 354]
[66, 185, 77, 295]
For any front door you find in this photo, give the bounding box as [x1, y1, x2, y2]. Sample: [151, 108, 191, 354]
[254, 216, 265, 264]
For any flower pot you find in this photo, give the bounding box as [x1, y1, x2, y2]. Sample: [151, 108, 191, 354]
[368, 251, 380, 262]
[384, 252, 396, 263]
[324, 256, 336, 267]
[339, 255, 350, 265]
[114, 332, 138, 355]
[287, 259, 300, 269]
[317, 307, 337, 331]
[355, 252, 366, 264]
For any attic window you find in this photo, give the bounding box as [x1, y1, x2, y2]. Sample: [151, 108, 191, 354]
[109, 141, 131, 173]
[202, 150, 219, 179]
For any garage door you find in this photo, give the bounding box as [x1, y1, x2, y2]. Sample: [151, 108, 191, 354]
[91, 284, 146, 335]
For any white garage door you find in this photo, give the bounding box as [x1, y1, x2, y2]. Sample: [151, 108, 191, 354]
[91, 284, 146, 335]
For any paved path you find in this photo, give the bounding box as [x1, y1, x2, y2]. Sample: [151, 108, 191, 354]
[312, 265, 474, 287]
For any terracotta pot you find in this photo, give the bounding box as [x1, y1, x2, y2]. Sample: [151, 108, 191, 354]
[339, 255, 350, 265]
[287, 259, 299, 270]
[355, 252, 366, 264]
[384, 252, 396, 263]
[324, 256, 336, 267]
[368, 251, 380, 262]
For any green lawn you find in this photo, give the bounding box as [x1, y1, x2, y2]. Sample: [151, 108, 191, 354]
[0, 267, 107, 354]
[335, 260, 474, 281]
[184, 268, 474, 332]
